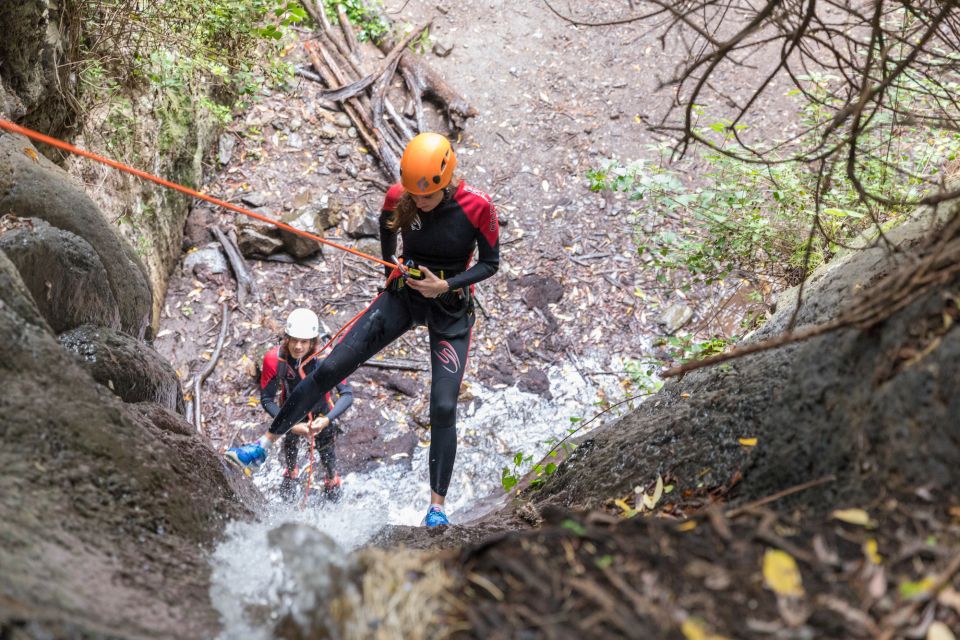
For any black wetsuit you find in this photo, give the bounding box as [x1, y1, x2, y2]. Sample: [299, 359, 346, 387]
[261, 346, 353, 478]
[268, 181, 500, 496]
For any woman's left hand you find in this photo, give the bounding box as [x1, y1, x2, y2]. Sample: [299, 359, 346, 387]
[405, 266, 450, 299]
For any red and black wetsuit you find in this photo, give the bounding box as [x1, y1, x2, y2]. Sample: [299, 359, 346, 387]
[268, 181, 500, 497]
[260, 346, 353, 479]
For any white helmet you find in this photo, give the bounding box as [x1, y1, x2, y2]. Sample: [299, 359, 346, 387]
[285, 308, 320, 340]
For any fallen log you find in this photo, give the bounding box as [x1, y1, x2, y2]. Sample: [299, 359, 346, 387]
[374, 29, 479, 130]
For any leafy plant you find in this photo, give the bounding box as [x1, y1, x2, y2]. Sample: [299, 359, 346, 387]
[323, 0, 389, 42]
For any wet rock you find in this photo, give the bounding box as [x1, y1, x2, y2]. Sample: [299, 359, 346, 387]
[367, 370, 419, 397]
[520, 274, 563, 309]
[217, 133, 236, 166]
[478, 357, 516, 386]
[344, 202, 379, 238]
[0, 217, 121, 333]
[0, 134, 152, 337]
[345, 163, 358, 178]
[237, 216, 283, 257]
[279, 209, 323, 260]
[287, 132, 303, 150]
[338, 422, 419, 472]
[240, 191, 268, 208]
[518, 368, 552, 399]
[181, 205, 215, 250]
[336, 144, 352, 159]
[347, 127, 358, 139]
[658, 302, 693, 335]
[289, 116, 303, 132]
[334, 113, 352, 128]
[181, 243, 228, 276]
[58, 324, 186, 414]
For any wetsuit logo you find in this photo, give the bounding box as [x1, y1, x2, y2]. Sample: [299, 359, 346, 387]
[434, 340, 460, 374]
[411, 213, 422, 231]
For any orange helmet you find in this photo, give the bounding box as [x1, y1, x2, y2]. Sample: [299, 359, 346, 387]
[400, 132, 457, 195]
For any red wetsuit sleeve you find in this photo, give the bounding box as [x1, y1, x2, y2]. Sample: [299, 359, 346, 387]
[259, 347, 282, 418]
[380, 183, 404, 276]
[446, 184, 500, 291]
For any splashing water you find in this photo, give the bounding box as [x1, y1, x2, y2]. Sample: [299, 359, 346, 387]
[210, 353, 637, 638]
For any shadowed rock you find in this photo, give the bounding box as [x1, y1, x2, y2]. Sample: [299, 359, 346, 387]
[0, 218, 121, 333]
[59, 324, 187, 415]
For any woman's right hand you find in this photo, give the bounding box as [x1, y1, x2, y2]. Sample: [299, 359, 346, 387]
[289, 421, 312, 436]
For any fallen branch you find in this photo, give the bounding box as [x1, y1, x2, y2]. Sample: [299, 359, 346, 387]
[374, 26, 479, 130]
[193, 302, 231, 435]
[360, 358, 429, 372]
[212, 225, 256, 305]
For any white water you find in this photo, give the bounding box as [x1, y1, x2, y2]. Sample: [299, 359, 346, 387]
[210, 353, 637, 638]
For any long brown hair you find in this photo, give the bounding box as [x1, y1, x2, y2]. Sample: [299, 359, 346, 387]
[386, 177, 460, 232]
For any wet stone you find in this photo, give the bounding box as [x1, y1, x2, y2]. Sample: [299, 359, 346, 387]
[287, 132, 303, 150]
[518, 368, 552, 399]
[347, 128, 358, 139]
[334, 113, 351, 128]
[344, 202, 379, 238]
[318, 125, 339, 139]
[336, 145, 352, 159]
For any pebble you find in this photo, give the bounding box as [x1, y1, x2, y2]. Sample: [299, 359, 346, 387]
[347, 127, 358, 139]
[336, 145, 352, 159]
[335, 114, 352, 128]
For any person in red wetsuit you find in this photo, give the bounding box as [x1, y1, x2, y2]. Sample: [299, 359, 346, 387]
[257, 308, 353, 502]
[227, 132, 500, 527]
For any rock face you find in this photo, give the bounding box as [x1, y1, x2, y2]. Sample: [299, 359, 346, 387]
[531, 208, 960, 514]
[0, 248, 256, 638]
[0, 1, 76, 135]
[59, 324, 187, 415]
[0, 133, 153, 338]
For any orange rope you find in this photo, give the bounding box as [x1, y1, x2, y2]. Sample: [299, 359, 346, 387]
[0, 118, 397, 272]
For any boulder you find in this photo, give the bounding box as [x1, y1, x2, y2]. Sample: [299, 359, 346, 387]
[344, 202, 379, 238]
[182, 243, 228, 276]
[0, 217, 121, 333]
[59, 324, 187, 415]
[236, 215, 283, 257]
[279, 209, 323, 259]
[0, 133, 152, 337]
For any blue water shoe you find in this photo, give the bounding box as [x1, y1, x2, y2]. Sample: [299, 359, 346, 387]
[422, 504, 450, 527]
[224, 442, 267, 475]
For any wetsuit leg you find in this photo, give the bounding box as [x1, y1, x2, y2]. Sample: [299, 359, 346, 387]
[314, 426, 337, 478]
[427, 328, 472, 497]
[282, 434, 300, 472]
[269, 291, 413, 436]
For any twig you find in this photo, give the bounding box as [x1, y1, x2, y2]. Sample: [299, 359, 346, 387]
[193, 303, 231, 435]
[725, 475, 835, 518]
[336, 3, 362, 59]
